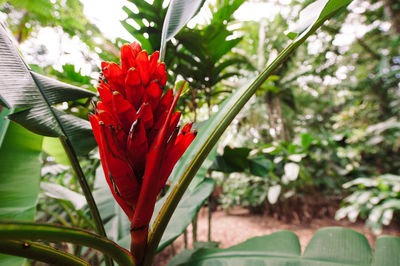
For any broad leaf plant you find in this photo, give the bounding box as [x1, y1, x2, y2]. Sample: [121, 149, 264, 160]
[0, 0, 399, 266]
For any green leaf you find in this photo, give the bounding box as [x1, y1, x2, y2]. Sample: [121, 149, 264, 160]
[0, 123, 42, 220]
[210, 146, 251, 173]
[92, 167, 130, 244]
[249, 156, 273, 177]
[153, 179, 215, 252]
[0, 221, 134, 266]
[169, 242, 220, 266]
[286, 0, 351, 40]
[0, 118, 43, 265]
[372, 236, 400, 266]
[42, 137, 70, 165]
[160, 0, 206, 60]
[301, 133, 313, 150]
[0, 23, 96, 155]
[0, 240, 89, 266]
[170, 227, 399, 265]
[40, 182, 87, 210]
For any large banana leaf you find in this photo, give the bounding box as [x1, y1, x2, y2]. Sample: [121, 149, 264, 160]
[92, 167, 130, 244]
[160, 0, 206, 59]
[146, 139, 218, 252]
[0, 22, 107, 246]
[0, 109, 43, 265]
[169, 227, 400, 266]
[152, 179, 215, 252]
[0, 23, 96, 155]
[42, 137, 70, 165]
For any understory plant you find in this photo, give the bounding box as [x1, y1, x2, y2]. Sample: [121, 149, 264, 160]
[0, 0, 400, 266]
[336, 174, 400, 234]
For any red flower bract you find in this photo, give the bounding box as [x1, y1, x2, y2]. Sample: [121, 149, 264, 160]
[89, 42, 196, 261]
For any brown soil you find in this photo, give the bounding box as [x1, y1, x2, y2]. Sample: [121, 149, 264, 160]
[154, 206, 400, 265]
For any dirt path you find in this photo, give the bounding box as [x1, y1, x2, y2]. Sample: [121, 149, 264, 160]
[154, 207, 400, 265]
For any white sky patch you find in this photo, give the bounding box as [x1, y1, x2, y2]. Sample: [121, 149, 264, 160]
[81, 0, 134, 42]
[235, 1, 287, 22]
[19, 27, 99, 76]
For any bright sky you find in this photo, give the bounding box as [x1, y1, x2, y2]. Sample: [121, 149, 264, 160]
[82, 0, 134, 42]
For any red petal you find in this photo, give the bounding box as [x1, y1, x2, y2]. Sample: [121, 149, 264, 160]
[130, 42, 142, 57]
[154, 89, 173, 122]
[121, 44, 136, 73]
[103, 62, 125, 96]
[89, 116, 135, 218]
[137, 102, 153, 130]
[96, 108, 116, 127]
[181, 123, 193, 134]
[125, 68, 144, 109]
[136, 50, 150, 86]
[96, 101, 105, 111]
[158, 129, 196, 190]
[98, 80, 114, 112]
[89, 113, 102, 147]
[145, 81, 163, 111]
[112, 91, 137, 133]
[126, 68, 141, 87]
[156, 63, 167, 86]
[101, 61, 109, 70]
[147, 110, 167, 146]
[168, 112, 181, 138]
[131, 83, 185, 235]
[127, 118, 148, 178]
[100, 125, 140, 210]
[149, 51, 159, 75]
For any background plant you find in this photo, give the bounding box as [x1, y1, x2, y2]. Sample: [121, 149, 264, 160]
[336, 174, 400, 234]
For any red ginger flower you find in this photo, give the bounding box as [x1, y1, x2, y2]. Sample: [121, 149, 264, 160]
[89, 42, 196, 261]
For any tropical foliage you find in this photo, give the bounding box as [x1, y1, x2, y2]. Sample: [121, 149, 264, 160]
[0, 0, 399, 265]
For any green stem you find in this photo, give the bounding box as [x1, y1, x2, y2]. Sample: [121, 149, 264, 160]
[59, 201, 78, 226]
[0, 221, 134, 266]
[143, 7, 343, 266]
[192, 213, 198, 244]
[40, 205, 70, 227]
[59, 137, 113, 266]
[0, 240, 89, 266]
[76, 209, 96, 230]
[208, 196, 212, 242]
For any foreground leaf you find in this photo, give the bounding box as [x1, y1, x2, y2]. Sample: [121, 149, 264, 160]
[153, 179, 215, 252]
[0, 221, 134, 266]
[0, 240, 89, 266]
[0, 23, 96, 155]
[0, 23, 108, 242]
[0, 116, 43, 265]
[170, 227, 399, 266]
